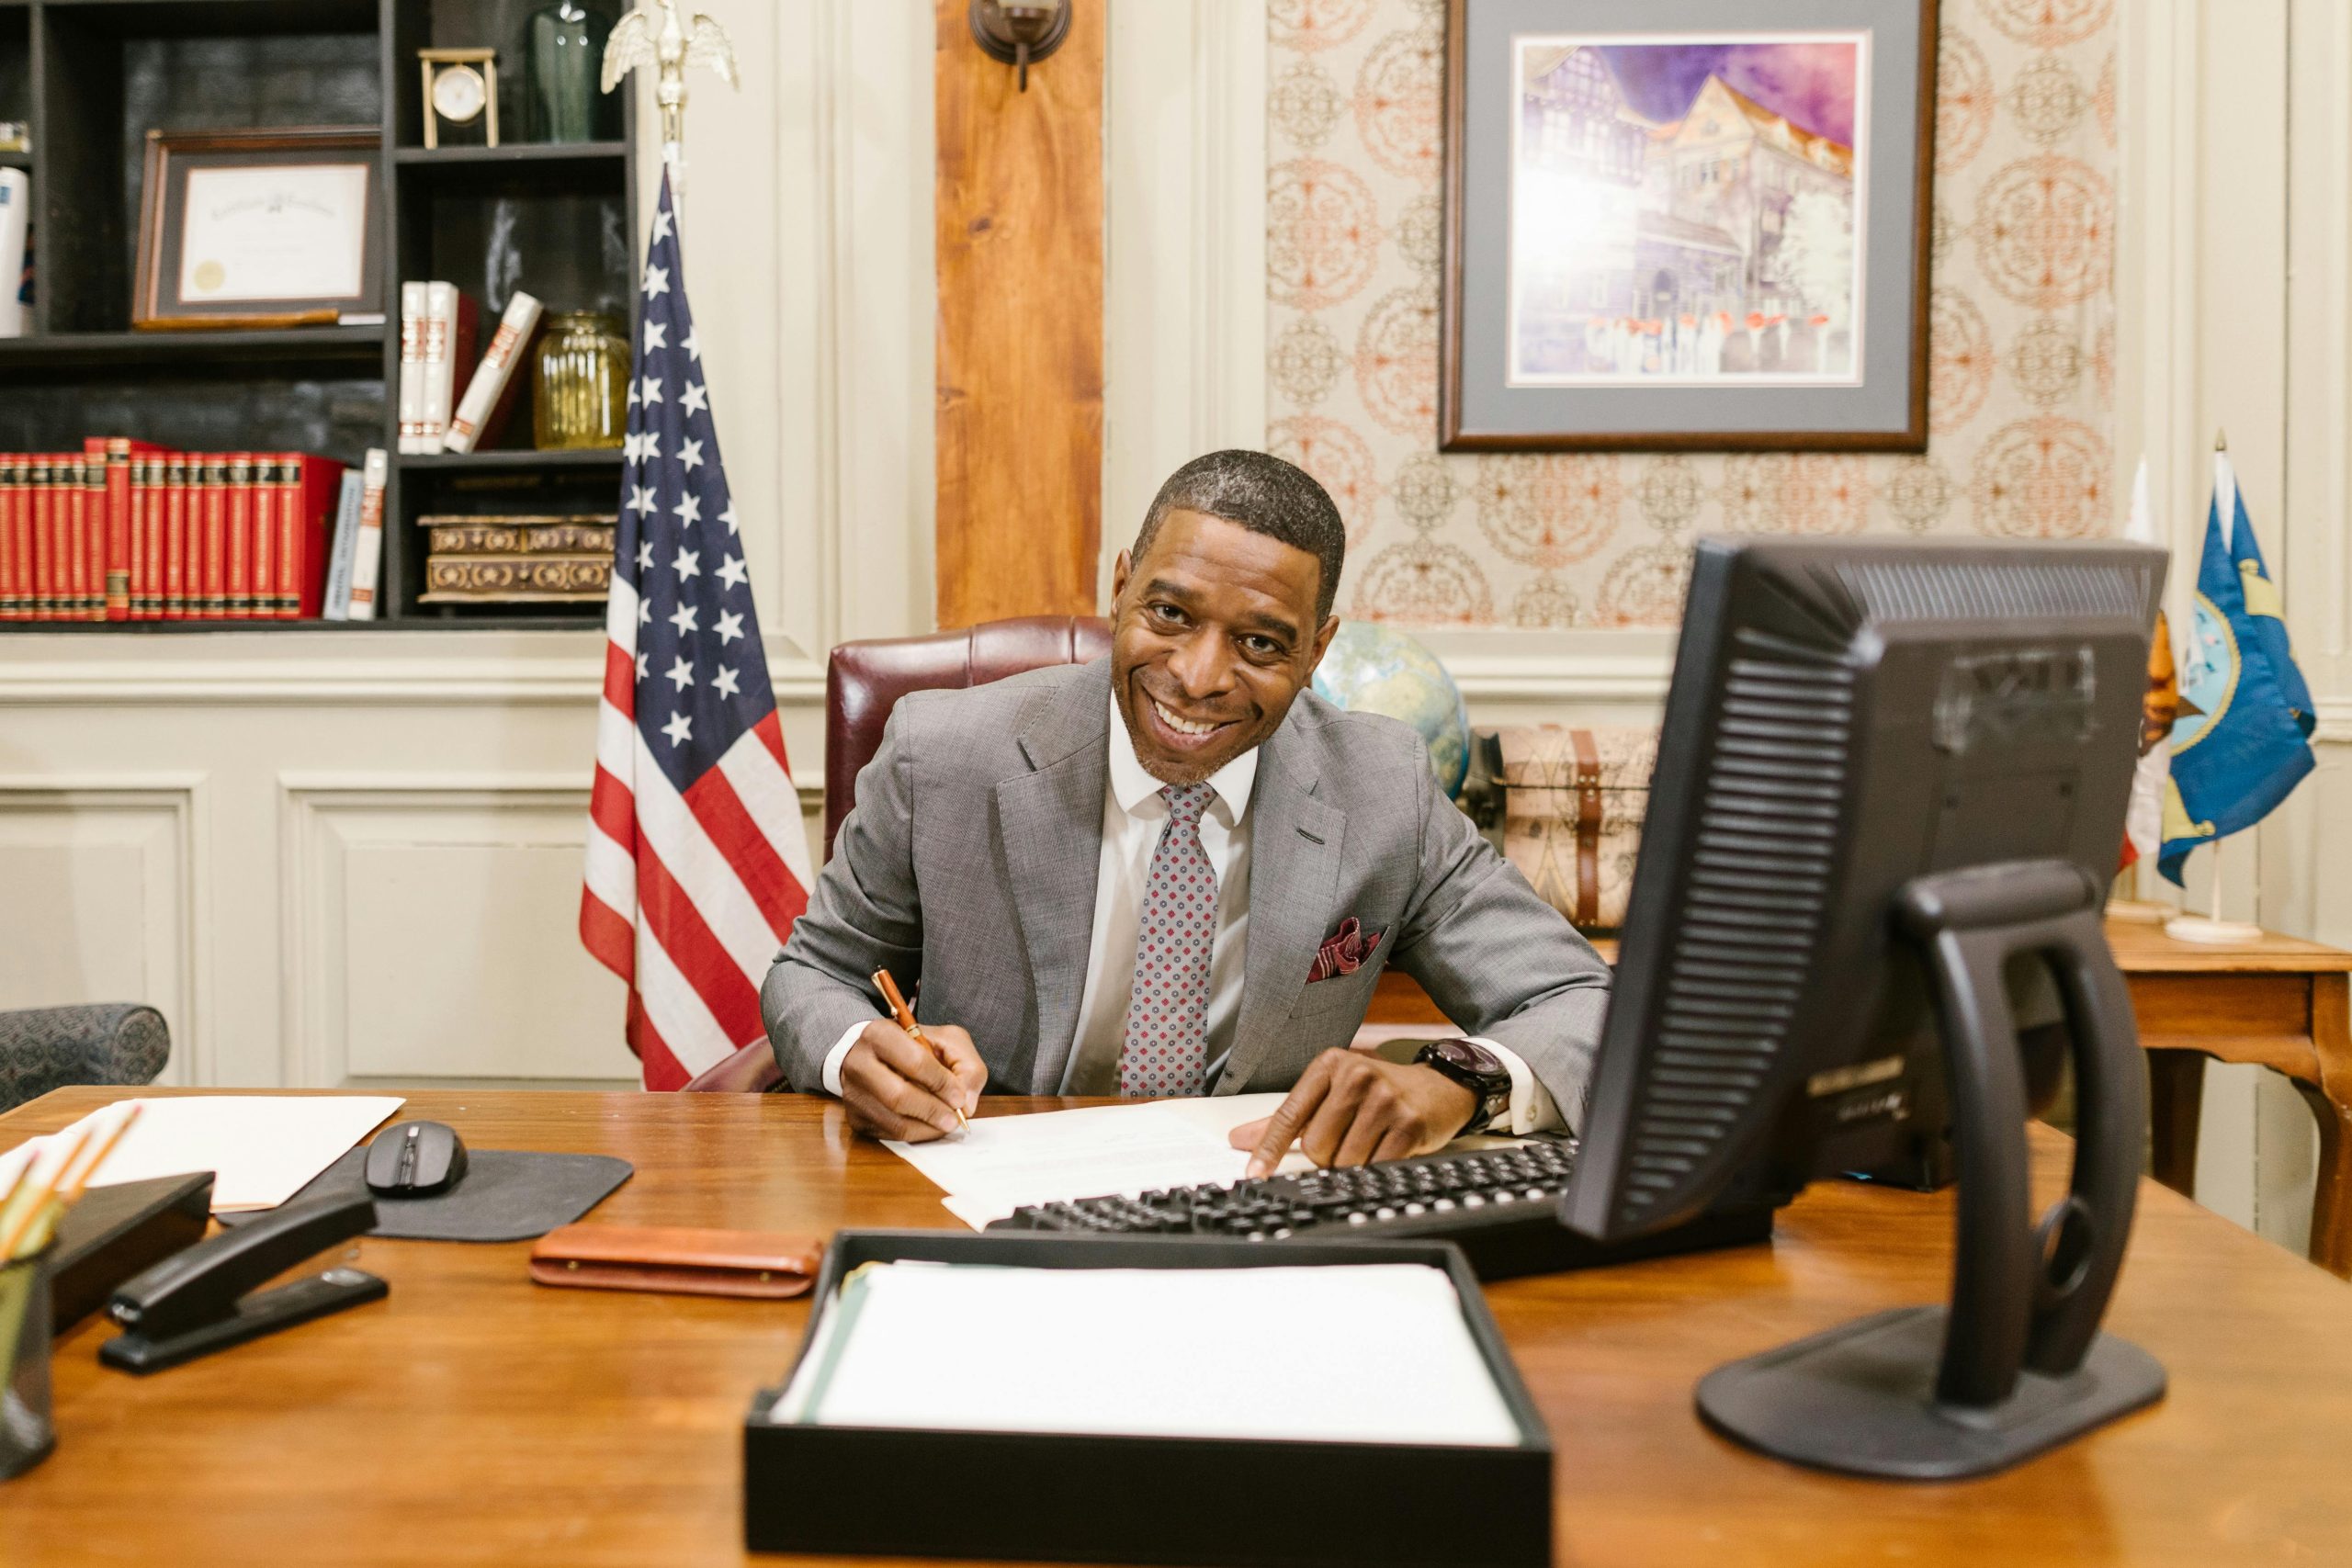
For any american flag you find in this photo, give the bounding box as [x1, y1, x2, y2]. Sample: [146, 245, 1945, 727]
[582, 171, 814, 1089]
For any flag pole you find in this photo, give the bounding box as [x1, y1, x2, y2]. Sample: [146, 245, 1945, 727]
[2164, 834, 2264, 943]
[2161, 429, 2268, 946]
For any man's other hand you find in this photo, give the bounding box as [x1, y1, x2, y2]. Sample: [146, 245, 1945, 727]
[1229, 1049, 1477, 1178]
[840, 1020, 987, 1142]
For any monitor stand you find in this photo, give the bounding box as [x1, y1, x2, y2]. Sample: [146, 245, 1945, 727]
[1694, 860, 2167, 1480]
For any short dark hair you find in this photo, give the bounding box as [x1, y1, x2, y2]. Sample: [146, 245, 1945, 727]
[1133, 449, 1346, 621]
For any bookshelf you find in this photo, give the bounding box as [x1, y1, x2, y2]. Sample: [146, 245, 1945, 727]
[0, 0, 640, 630]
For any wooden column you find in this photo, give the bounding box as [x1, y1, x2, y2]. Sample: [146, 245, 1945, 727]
[933, 0, 1105, 629]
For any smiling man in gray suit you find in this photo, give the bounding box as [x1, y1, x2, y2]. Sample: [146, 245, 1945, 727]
[763, 449, 1611, 1172]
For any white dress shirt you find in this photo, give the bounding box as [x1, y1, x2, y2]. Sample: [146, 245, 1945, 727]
[822, 697, 1562, 1134]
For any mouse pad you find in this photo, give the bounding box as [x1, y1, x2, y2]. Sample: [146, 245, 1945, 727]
[220, 1150, 633, 1243]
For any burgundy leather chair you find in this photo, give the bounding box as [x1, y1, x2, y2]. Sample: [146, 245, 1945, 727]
[682, 615, 1113, 1092]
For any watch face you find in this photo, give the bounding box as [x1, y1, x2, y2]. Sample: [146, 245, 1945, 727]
[434, 64, 488, 123]
[1431, 1037, 1505, 1080]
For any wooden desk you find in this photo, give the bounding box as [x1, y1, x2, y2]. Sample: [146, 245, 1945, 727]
[4, 1088, 2349, 1567]
[1371, 917, 2352, 1276]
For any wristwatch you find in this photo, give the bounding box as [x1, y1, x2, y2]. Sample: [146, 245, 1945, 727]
[1413, 1038, 1513, 1137]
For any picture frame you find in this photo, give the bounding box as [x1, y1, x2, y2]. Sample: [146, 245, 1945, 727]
[134, 126, 383, 332]
[1439, 0, 1939, 452]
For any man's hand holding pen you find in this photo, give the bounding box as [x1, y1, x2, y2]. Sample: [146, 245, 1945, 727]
[846, 966, 982, 1142]
[838, 1018, 987, 1142]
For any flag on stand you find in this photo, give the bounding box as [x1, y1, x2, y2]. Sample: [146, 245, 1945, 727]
[2157, 449, 2315, 886]
[2120, 458, 2177, 870]
[582, 171, 814, 1089]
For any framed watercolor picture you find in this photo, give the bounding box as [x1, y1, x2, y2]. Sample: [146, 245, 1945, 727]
[1439, 0, 1938, 451]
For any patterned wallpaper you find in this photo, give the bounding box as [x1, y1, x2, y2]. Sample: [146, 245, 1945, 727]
[1265, 0, 2119, 628]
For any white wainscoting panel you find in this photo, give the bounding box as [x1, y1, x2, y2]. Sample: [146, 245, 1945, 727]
[280, 776, 637, 1087]
[0, 777, 201, 1085]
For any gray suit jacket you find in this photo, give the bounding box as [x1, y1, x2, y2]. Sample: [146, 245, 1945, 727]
[762, 659, 1612, 1121]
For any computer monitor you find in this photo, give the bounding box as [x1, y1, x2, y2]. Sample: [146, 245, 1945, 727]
[1559, 536, 2169, 1481]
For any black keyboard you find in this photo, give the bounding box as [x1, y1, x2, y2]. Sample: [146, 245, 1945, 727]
[985, 1140, 1772, 1281]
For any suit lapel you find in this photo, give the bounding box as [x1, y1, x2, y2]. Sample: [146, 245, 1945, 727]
[994, 662, 1111, 1093]
[1219, 716, 1343, 1095]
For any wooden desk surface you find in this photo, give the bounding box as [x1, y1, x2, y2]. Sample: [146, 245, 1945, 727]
[2099, 917, 2352, 974]
[5, 1088, 2350, 1568]
[1573, 918, 2352, 974]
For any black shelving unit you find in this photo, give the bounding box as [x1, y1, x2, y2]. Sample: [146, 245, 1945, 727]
[392, 138, 624, 165]
[0, 323, 387, 367]
[0, 0, 638, 630]
[401, 446, 624, 471]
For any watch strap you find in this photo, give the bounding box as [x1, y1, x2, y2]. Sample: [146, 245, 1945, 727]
[1415, 1040, 1513, 1136]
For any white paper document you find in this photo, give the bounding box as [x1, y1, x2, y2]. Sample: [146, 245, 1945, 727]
[775, 1259, 1522, 1448]
[886, 1094, 1316, 1229]
[180, 164, 371, 302]
[0, 1095, 404, 1212]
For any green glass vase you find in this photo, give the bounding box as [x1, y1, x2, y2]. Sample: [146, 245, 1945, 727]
[526, 2, 621, 144]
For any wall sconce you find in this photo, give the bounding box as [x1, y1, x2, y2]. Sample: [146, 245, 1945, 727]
[967, 0, 1069, 93]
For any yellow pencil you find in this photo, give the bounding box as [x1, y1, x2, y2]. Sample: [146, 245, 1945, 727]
[873, 967, 967, 1132]
[58, 1102, 141, 1204]
[0, 1127, 89, 1262]
[0, 1158, 28, 1229]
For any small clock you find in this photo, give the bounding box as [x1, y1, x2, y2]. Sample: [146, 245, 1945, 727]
[419, 48, 500, 150]
[434, 64, 487, 124]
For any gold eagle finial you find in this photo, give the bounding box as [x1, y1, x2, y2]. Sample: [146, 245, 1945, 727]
[603, 0, 739, 172]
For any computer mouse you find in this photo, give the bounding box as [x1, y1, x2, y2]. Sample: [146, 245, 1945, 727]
[364, 1120, 469, 1198]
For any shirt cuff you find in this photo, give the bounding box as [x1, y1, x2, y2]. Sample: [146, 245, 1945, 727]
[1469, 1037, 1565, 1135]
[820, 1020, 870, 1098]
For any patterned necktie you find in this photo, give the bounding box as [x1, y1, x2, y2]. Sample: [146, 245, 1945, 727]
[1117, 782, 1220, 1098]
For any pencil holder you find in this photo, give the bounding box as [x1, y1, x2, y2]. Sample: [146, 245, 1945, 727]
[0, 1243, 56, 1480]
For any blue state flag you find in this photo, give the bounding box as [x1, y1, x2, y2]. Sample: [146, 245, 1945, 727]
[2158, 457, 2315, 884]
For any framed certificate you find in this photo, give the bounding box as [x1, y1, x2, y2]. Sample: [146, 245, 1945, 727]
[134, 126, 383, 330]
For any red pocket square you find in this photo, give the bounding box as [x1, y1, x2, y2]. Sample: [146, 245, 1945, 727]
[1306, 917, 1383, 983]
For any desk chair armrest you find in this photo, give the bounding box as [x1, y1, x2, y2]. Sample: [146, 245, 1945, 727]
[0, 1002, 172, 1112]
[683, 1040, 786, 1093]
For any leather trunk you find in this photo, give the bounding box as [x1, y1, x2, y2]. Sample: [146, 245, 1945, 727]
[1491, 725, 1656, 932]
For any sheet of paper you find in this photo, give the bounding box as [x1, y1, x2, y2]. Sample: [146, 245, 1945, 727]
[775, 1259, 1521, 1448]
[886, 1093, 1317, 1229]
[0, 1095, 404, 1212]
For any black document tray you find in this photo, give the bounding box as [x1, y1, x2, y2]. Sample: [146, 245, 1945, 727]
[744, 1230, 1552, 1568]
[51, 1171, 215, 1330]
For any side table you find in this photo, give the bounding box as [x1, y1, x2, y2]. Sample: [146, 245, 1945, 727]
[1366, 918, 2352, 1278]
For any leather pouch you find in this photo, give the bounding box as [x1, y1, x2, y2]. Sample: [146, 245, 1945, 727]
[528, 1224, 825, 1300]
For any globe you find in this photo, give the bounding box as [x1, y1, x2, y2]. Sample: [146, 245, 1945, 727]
[1311, 622, 1472, 799]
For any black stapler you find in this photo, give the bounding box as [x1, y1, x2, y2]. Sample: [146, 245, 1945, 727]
[99, 1193, 387, 1374]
